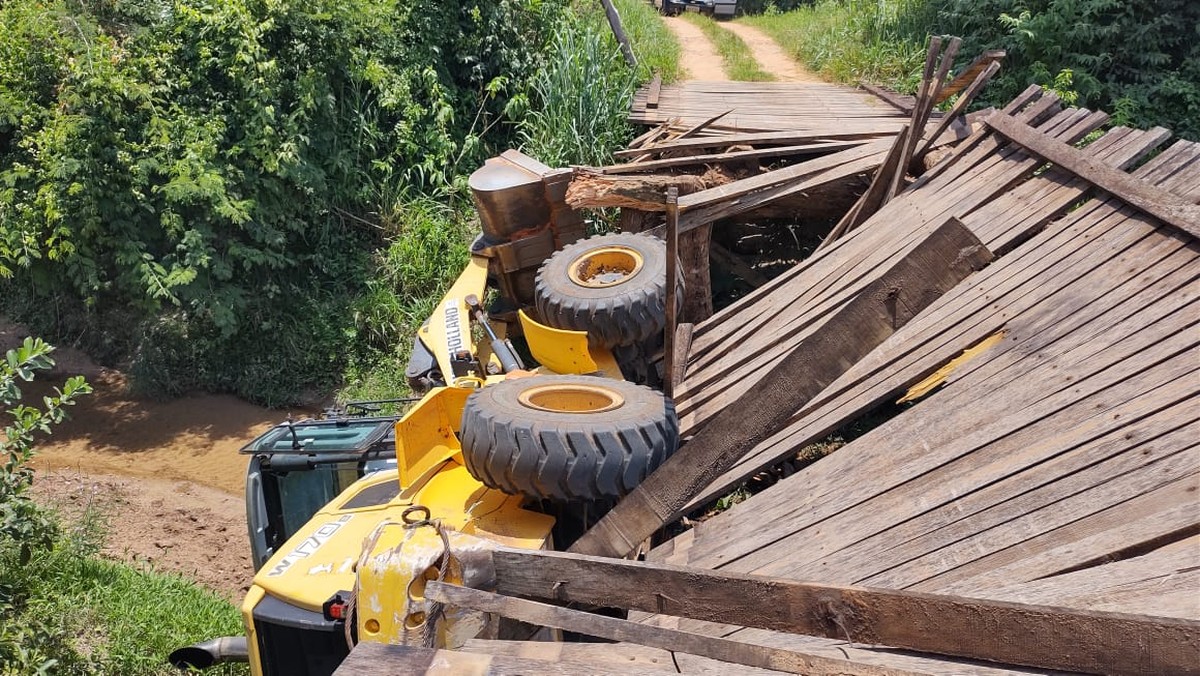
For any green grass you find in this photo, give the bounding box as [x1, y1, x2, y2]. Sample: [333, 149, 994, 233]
[741, 0, 927, 92]
[683, 14, 775, 82]
[613, 0, 684, 83]
[340, 198, 475, 404]
[1, 511, 245, 676]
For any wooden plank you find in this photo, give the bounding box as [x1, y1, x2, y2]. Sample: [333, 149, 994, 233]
[890, 37, 961, 198]
[819, 125, 910, 249]
[922, 475, 1200, 595]
[426, 582, 927, 676]
[612, 130, 898, 158]
[487, 547, 1200, 676]
[333, 642, 673, 676]
[985, 113, 1200, 238]
[860, 84, 914, 114]
[673, 322, 694, 388]
[569, 218, 992, 558]
[664, 188, 680, 398]
[688, 333, 1200, 574]
[604, 141, 865, 174]
[646, 74, 662, 109]
[978, 536, 1200, 617]
[459, 640, 678, 672]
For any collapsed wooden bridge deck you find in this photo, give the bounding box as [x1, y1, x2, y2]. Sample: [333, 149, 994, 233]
[338, 52, 1199, 676]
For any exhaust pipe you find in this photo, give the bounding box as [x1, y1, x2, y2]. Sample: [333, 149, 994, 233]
[169, 636, 249, 670]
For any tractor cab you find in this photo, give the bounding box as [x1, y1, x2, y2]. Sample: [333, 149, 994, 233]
[241, 408, 410, 570]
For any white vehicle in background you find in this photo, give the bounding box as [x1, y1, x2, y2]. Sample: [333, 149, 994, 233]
[656, 0, 737, 19]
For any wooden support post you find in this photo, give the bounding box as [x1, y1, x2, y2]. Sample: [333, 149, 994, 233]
[486, 547, 1200, 676]
[985, 113, 1200, 238]
[672, 322, 694, 388]
[426, 582, 927, 676]
[598, 0, 637, 68]
[569, 217, 993, 558]
[664, 187, 680, 398]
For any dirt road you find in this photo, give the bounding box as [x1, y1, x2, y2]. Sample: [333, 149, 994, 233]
[718, 22, 822, 82]
[661, 16, 728, 80]
[660, 14, 821, 83]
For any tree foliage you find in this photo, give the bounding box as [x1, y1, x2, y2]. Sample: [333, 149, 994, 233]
[0, 0, 563, 404]
[903, 0, 1200, 138]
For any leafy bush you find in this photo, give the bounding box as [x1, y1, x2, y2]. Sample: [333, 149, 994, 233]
[0, 0, 563, 404]
[746, 0, 1199, 140]
[0, 338, 91, 673]
[914, 0, 1200, 138]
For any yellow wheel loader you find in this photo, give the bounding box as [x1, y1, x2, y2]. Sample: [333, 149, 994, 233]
[170, 152, 683, 675]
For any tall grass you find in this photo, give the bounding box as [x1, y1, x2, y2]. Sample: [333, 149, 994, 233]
[683, 14, 775, 81]
[518, 11, 639, 167]
[742, 0, 928, 92]
[613, 0, 684, 83]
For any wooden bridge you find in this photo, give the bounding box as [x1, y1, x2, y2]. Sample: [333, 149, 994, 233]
[337, 48, 1198, 675]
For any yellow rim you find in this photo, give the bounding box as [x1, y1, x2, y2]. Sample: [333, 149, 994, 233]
[568, 246, 644, 288]
[518, 383, 625, 414]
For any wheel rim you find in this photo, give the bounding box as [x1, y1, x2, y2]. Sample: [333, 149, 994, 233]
[518, 382, 625, 414]
[568, 246, 644, 288]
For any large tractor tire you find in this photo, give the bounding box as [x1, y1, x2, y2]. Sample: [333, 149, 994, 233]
[535, 232, 683, 348]
[460, 375, 679, 502]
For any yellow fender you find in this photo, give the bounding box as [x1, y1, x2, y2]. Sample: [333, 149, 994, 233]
[518, 310, 622, 379]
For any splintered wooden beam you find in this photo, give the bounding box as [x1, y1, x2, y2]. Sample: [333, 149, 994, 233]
[486, 547, 1200, 676]
[565, 171, 715, 211]
[426, 582, 927, 676]
[915, 60, 1001, 162]
[936, 49, 1006, 103]
[568, 217, 993, 559]
[985, 113, 1200, 238]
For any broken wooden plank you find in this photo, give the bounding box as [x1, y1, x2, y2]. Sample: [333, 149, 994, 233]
[936, 49, 1006, 103]
[646, 73, 661, 108]
[486, 547, 1200, 676]
[915, 60, 1001, 162]
[665, 188, 681, 397]
[426, 582, 927, 676]
[861, 83, 914, 114]
[985, 113, 1200, 238]
[605, 141, 864, 174]
[569, 218, 993, 558]
[820, 124, 911, 250]
[612, 129, 899, 158]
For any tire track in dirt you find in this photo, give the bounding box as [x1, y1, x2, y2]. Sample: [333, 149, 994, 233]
[718, 21, 823, 82]
[661, 16, 728, 80]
